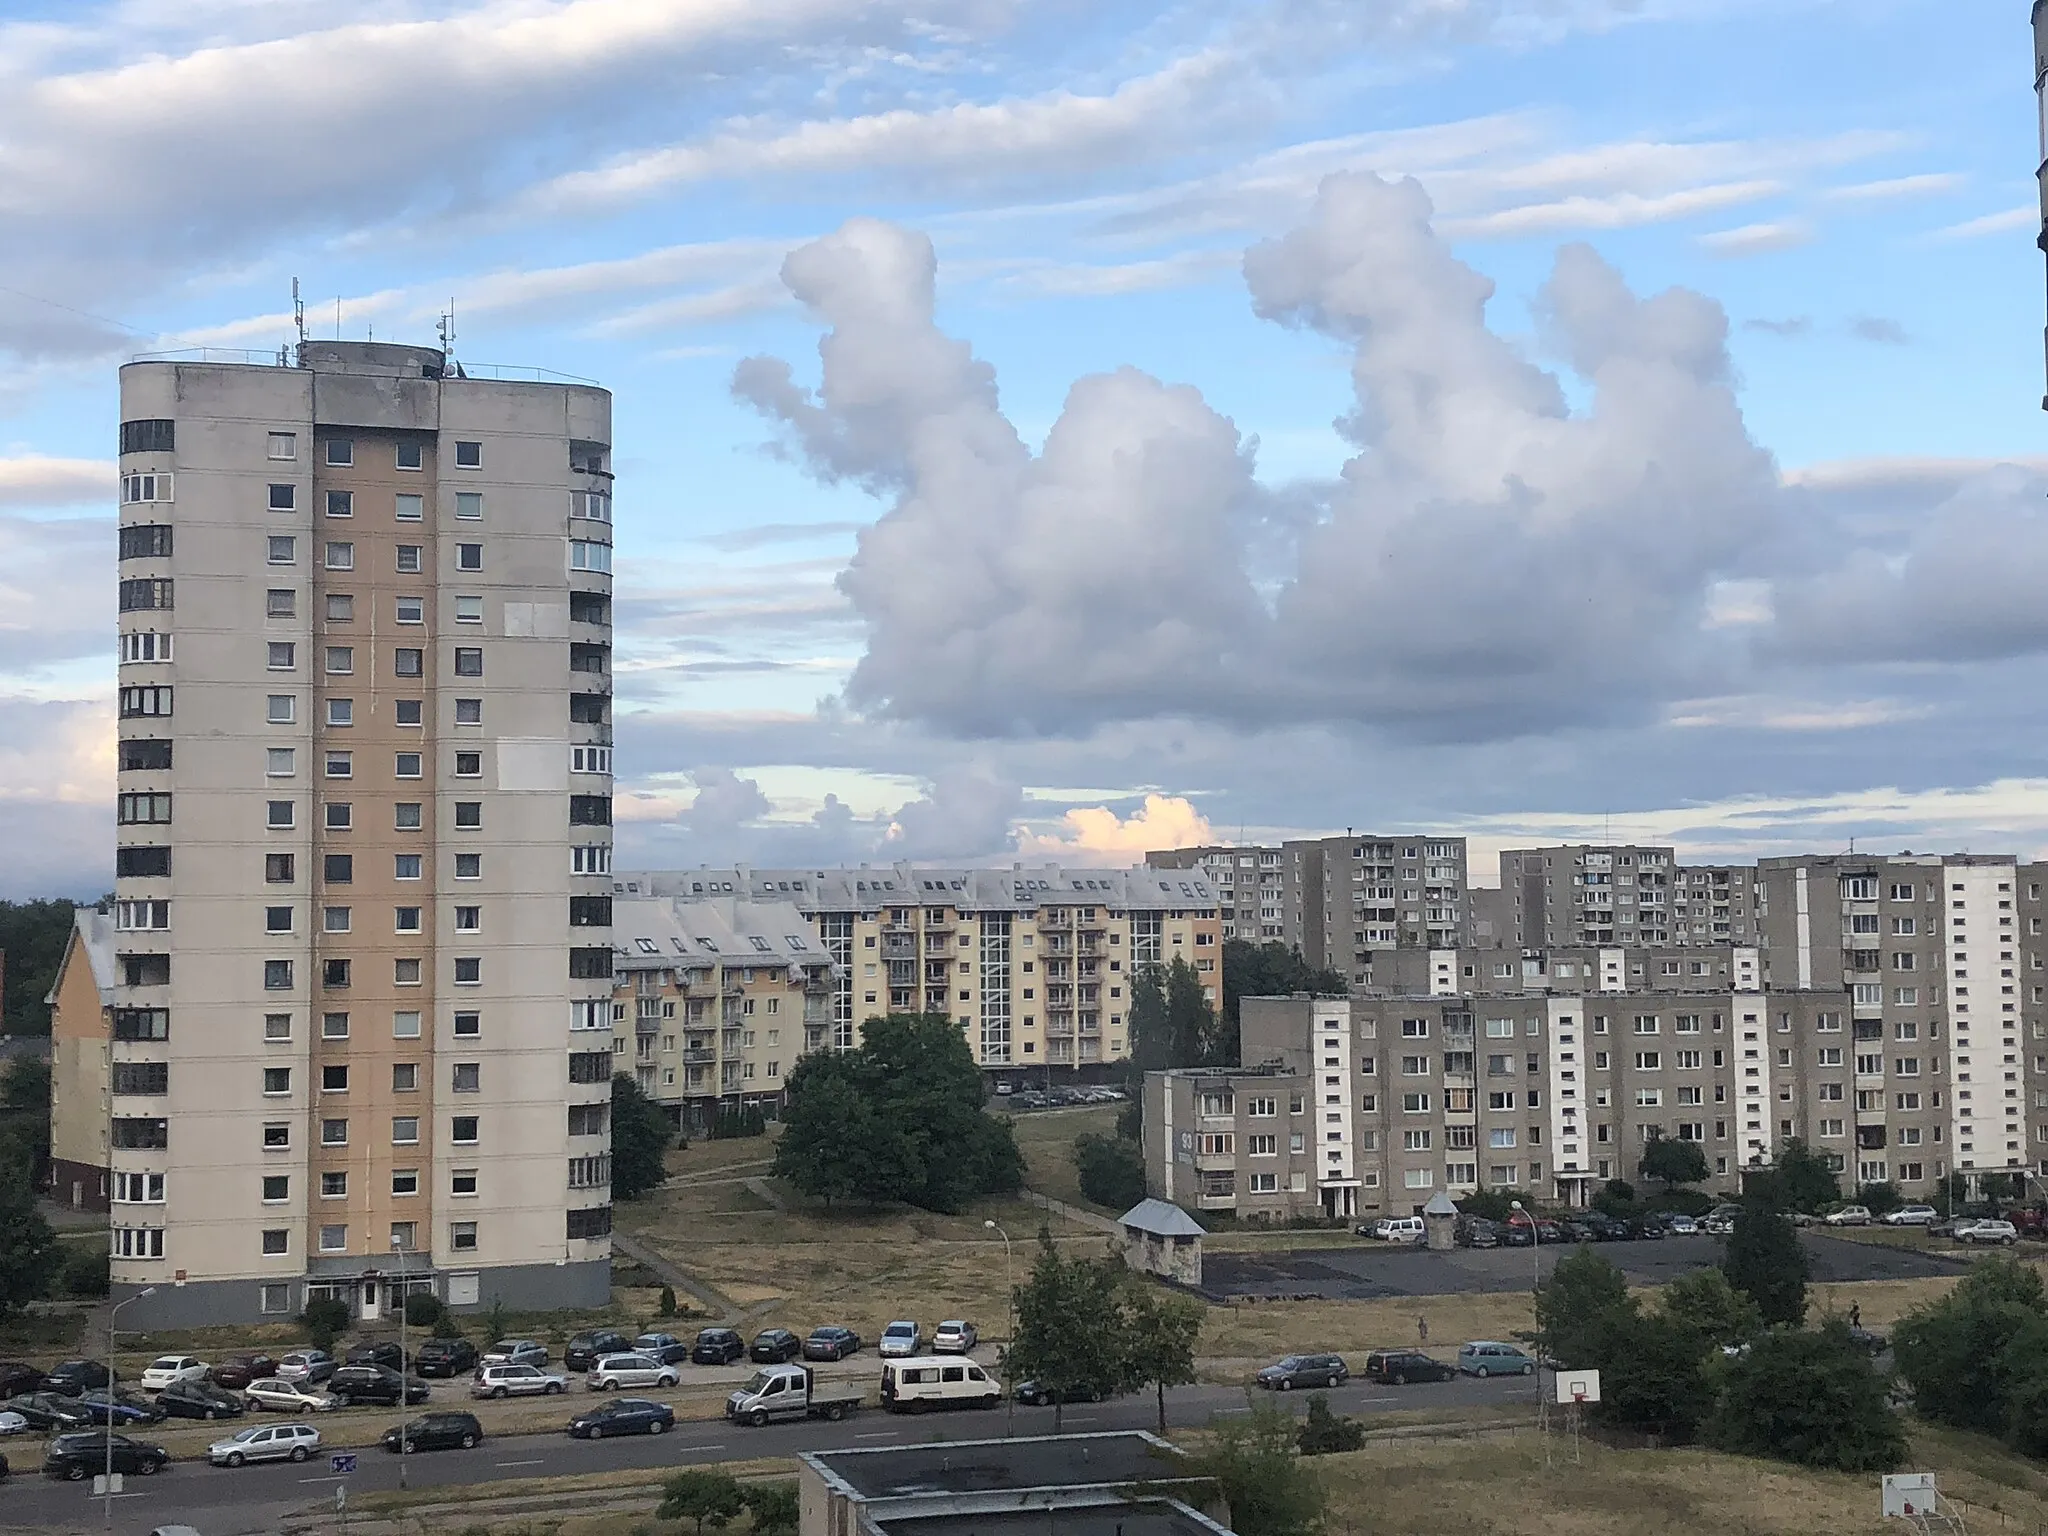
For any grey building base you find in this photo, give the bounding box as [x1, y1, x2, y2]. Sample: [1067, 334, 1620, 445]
[112, 1257, 612, 1330]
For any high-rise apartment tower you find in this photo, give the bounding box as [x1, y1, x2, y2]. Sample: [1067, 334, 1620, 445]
[111, 342, 615, 1326]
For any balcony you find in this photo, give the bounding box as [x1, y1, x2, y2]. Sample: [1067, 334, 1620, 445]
[682, 1049, 716, 1065]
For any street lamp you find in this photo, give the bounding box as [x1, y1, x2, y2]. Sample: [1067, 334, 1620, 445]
[392, 1233, 410, 1490]
[106, 1286, 156, 1526]
[984, 1219, 1014, 1436]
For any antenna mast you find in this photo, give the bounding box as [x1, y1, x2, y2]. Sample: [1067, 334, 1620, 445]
[292, 278, 306, 361]
[436, 299, 456, 362]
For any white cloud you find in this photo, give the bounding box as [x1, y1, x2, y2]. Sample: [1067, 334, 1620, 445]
[1447, 180, 1788, 238]
[1697, 220, 1815, 256]
[0, 456, 114, 508]
[1018, 793, 1215, 860]
[1824, 172, 1964, 201]
[1930, 207, 2034, 241]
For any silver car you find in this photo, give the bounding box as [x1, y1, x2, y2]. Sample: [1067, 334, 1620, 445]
[209, 1421, 321, 1466]
[932, 1321, 978, 1354]
[244, 1379, 337, 1413]
[481, 1339, 549, 1369]
[588, 1353, 680, 1392]
[471, 1363, 568, 1399]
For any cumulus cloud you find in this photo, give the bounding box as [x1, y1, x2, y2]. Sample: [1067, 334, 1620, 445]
[1019, 794, 1216, 860]
[742, 175, 1782, 742]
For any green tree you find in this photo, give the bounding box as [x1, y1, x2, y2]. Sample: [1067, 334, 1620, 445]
[301, 1296, 351, 1354]
[658, 1285, 678, 1317]
[1458, 1188, 1536, 1223]
[0, 899, 78, 1035]
[1534, 1245, 1633, 1370]
[1893, 1255, 2048, 1434]
[658, 1469, 747, 1536]
[0, 1056, 52, 1183]
[1217, 940, 1343, 1067]
[773, 1056, 909, 1207]
[1004, 1232, 1129, 1433]
[1707, 1326, 1905, 1472]
[1591, 1309, 1715, 1439]
[1638, 1136, 1709, 1187]
[62, 1243, 109, 1298]
[1296, 1394, 1363, 1455]
[1121, 1282, 1204, 1434]
[1187, 1399, 1325, 1536]
[1592, 1179, 1639, 1219]
[1722, 1200, 1808, 1327]
[1164, 957, 1217, 1066]
[742, 1481, 800, 1536]
[1856, 1181, 1904, 1218]
[610, 1074, 675, 1200]
[1073, 1132, 1146, 1211]
[1658, 1268, 1762, 1350]
[1129, 967, 1171, 1071]
[1115, 1095, 1143, 1143]
[1749, 1139, 1840, 1213]
[0, 1155, 58, 1314]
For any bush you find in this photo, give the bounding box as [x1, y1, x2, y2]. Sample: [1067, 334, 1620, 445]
[1856, 1181, 1905, 1218]
[1894, 1255, 2048, 1436]
[403, 1293, 449, 1332]
[1458, 1188, 1538, 1223]
[1073, 1131, 1146, 1210]
[1592, 1308, 1715, 1438]
[1296, 1393, 1363, 1455]
[1707, 1326, 1905, 1472]
[63, 1244, 109, 1298]
[659, 1285, 678, 1317]
[301, 1297, 351, 1353]
[710, 1107, 768, 1139]
[659, 1468, 746, 1536]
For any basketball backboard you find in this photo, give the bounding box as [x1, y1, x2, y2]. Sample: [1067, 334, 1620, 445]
[1554, 1369, 1600, 1404]
[1882, 1473, 1939, 1518]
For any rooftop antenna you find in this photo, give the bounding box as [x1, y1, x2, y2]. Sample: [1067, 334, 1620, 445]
[291, 278, 306, 358]
[334, 296, 341, 339]
[436, 300, 456, 360]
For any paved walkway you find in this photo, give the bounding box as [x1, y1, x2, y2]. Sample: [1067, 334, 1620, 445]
[609, 1231, 739, 1321]
[1018, 1189, 1122, 1236]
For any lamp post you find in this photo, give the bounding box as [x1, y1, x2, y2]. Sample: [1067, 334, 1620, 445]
[984, 1219, 1014, 1436]
[105, 1286, 155, 1525]
[392, 1233, 410, 1490]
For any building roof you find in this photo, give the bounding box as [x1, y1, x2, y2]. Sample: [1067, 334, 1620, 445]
[614, 861, 1219, 913]
[807, 1432, 1190, 1501]
[45, 908, 117, 1009]
[872, 1500, 1232, 1536]
[608, 895, 835, 976]
[1120, 1199, 1206, 1238]
[1422, 1192, 1459, 1216]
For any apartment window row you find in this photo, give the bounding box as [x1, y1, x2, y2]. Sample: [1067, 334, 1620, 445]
[111, 1062, 168, 1096]
[118, 579, 172, 613]
[261, 956, 491, 991]
[115, 900, 169, 932]
[265, 1008, 479, 1044]
[265, 1115, 481, 1152]
[263, 798, 487, 832]
[118, 631, 172, 664]
[118, 685, 171, 718]
[305, 436, 480, 471]
[119, 419, 175, 455]
[119, 523, 172, 559]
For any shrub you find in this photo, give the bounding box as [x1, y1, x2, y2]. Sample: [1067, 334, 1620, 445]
[1722, 1200, 1808, 1327]
[743, 1481, 800, 1536]
[63, 1244, 109, 1298]
[1073, 1132, 1146, 1210]
[1534, 1246, 1632, 1371]
[659, 1468, 746, 1536]
[1707, 1325, 1905, 1472]
[711, 1107, 769, 1139]
[659, 1285, 678, 1317]
[1296, 1393, 1363, 1455]
[301, 1297, 351, 1353]
[403, 1292, 448, 1332]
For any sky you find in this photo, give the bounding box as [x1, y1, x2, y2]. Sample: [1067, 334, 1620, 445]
[3, 0, 2047, 897]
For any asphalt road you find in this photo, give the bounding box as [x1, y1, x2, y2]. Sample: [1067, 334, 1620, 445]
[0, 1372, 1539, 1535]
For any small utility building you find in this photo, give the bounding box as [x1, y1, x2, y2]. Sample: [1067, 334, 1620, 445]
[1119, 1199, 1205, 1287]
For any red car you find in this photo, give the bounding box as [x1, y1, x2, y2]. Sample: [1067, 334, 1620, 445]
[209, 1354, 279, 1391]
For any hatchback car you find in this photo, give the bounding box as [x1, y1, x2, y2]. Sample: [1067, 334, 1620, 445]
[482, 1340, 549, 1369]
[1256, 1353, 1348, 1390]
[1363, 1350, 1456, 1385]
[381, 1411, 483, 1453]
[568, 1397, 676, 1439]
[1823, 1205, 1873, 1227]
[78, 1389, 167, 1426]
[158, 1380, 245, 1422]
[0, 1410, 25, 1436]
[43, 1360, 112, 1397]
[139, 1357, 209, 1393]
[1457, 1341, 1535, 1378]
[273, 1351, 335, 1385]
[636, 1333, 693, 1366]
[1882, 1204, 1940, 1227]
[933, 1321, 979, 1354]
[804, 1326, 862, 1361]
[589, 1353, 680, 1392]
[691, 1329, 745, 1365]
[44, 1430, 167, 1481]
[244, 1379, 337, 1413]
[565, 1330, 635, 1373]
[1664, 1214, 1699, 1235]
[325, 1365, 430, 1408]
[879, 1321, 922, 1358]
[208, 1422, 318, 1467]
[209, 1353, 278, 1390]
[748, 1329, 802, 1364]
[1013, 1379, 1112, 1406]
[344, 1342, 406, 1372]
[1456, 1218, 1502, 1249]
[10, 1393, 91, 1432]
[471, 1364, 568, 1399]
[411, 1338, 479, 1378]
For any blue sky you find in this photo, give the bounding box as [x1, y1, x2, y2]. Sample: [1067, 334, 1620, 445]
[3, 0, 2046, 895]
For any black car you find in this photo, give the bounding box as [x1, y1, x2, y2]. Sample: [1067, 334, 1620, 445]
[0, 1361, 48, 1399]
[345, 1342, 406, 1372]
[634, 1333, 691, 1366]
[412, 1338, 479, 1378]
[1363, 1350, 1456, 1385]
[327, 1365, 430, 1408]
[1578, 1214, 1628, 1242]
[380, 1412, 483, 1454]
[1013, 1379, 1111, 1406]
[158, 1379, 246, 1421]
[1457, 1217, 1502, 1249]
[568, 1397, 676, 1439]
[1626, 1217, 1667, 1241]
[44, 1431, 167, 1481]
[77, 1389, 166, 1427]
[10, 1393, 91, 1432]
[1847, 1326, 1890, 1355]
[750, 1329, 803, 1363]
[565, 1330, 635, 1373]
[1255, 1353, 1349, 1390]
[43, 1360, 112, 1397]
[692, 1328, 745, 1365]
[803, 1326, 861, 1362]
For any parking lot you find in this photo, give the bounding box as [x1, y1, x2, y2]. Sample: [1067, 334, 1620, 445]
[1201, 1232, 1972, 1299]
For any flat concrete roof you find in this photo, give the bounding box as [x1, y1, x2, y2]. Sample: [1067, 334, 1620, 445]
[874, 1499, 1230, 1536]
[811, 1433, 1188, 1500]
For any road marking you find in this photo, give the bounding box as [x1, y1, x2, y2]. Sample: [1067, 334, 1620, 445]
[495, 1459, 545, 1468]
[299, 1475, 344, 1484]
[855, 1431, 900, 1440]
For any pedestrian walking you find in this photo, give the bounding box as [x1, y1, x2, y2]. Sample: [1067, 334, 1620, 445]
[1850, 1303, 1862, 1329]
[1418, 1315, 1429, 1345]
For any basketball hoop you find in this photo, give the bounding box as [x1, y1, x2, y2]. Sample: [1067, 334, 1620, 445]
[1572, 1385, 1588, 1404]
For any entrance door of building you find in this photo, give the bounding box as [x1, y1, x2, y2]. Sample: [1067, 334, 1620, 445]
[358, 1279, 381, 1322]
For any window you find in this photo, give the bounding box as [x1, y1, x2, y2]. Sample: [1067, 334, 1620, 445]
[394, 906, 422, 932]
[454, 905, 480, 931]
[267, 431, 296, 460]
[324, 802, 351, 831]
[396, 698, 424, 727]
[454, 956, 481, 985]
[116, 1171, 167, 1203]
[119, 685, 172, 718]
[569, 794, 611, 825]
[454, 647, 482, 676]
[324, 646, 353, 675]
[117, 791, 173, 825]
[452, 1115, 480, 1144]
[394, 853, 422, 880]
[268, 483, 296, 511]
[120, 738, 173, 771]
[326, 698, 353, 726]
[265, 642, 299, 673]
[266, 588, 295, 618]
[392, 1116, 420, 1145]
[119, 577, 174, 612]
[455, 802, 481, 828]
[454, 1010, 480, 1038]
[393, 1011, 422, 1039]
[322, 958, 350, 988]
[116, 899, 169, 931]
[570, 539, 612, 572]
[325, 438, 354, 466]
[452, 1062, 481, 1093]
[392, 1169, 420, 1198]
[261, 1123, 290, 1149]
[454, 751, 481, 777]
[264, 905, 292, 933]
[326, 490, 353, 518]
[321, 1012, 348, 1039]
[454, 440, 482, 469]
[456, 543, 482, 571]
[112, 1061, 169, 1094]
[318, 1225, 347, 1253]
[119, 524, 173, 559]
[324, 541, 354, 570]
[396, 545, 422, 573]
[320, 1065, 349, 1092]
[455, 852, 481, 879]
[392, 1063, 418, 1093]
[117, 846, 171, 878]
[396, 803, 423, 829]
[118, 418, 175, 454]
[455, 697, 482, 725]
[263, 959, 293, 990]
[389, 491, 424, 524]
[393, 647, 424, 679]
[455, 595, 482, 623]
[319, 905, 351, 933]
[572, 845, 611, 876]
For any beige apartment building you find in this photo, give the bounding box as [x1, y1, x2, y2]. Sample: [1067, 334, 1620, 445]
[608, 896, 836, 1132]
[106, 341, 614, 1326]
[46, 909, 117, 1212]
[617, 864, 1223, 1077]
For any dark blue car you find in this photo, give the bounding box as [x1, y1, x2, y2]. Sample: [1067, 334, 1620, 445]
[568, 1397, 675, 1439]
[76, 1390, 165, 1427]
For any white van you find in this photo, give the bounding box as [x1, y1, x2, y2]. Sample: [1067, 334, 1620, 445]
[880, 1358, 1000, 1413]
[1377, 1217, 1425, 1244]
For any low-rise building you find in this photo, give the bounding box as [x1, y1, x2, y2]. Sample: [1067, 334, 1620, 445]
[45, 908, 117, 1212]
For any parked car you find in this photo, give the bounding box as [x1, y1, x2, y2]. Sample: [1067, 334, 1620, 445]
[882, 1357, 1001, 1413]
[78, 1389, 167, 1427]
[1625, 1217, 1668, 1241]
[471, 1364, 568, 1400]
[1363, 1350, 1456, 1385]
[209, 1354, 278, 1390]
[1457, 1341, 1535, 1378]
[1881, 1204, 1940, 1227]
[344, 1342, 406, 1372]
[43, 1360, 112, 1397]
[1579, 1213, 1630, 1242]
[139, 1357, 209, 1393]
[0, 1362, 48, 1399]
[481, 1340, 549, 1369]
[1013, 1379, 1112, 1406]
[748, 1329, 803, 1364]
[589, 1353, 680, 1392]
[207, 1422, 318, 1467]
[1847, 1327, 1890, 1355]
[932, 1321, 979, 1354]
[565, 1331, 635, 1374]
[0, 1410, 27, 1435]
[325, 1366, 429, 1408]
[1456, 1217, 1502, 1249]
[636, 1333, 693, 1366]
[411, 1339, 479, 1379]
[9, 1393, 91, 1432]
[1662, 1214, 1699, 1236]
[381, 1411, 484, 1453]
[1375, 1217, 1427, 1244]
[43, 1431, 167, 1481]
[804, 1326, 862, 1361]
[1823, 1205, 1873, 1227]
[1702, 1212, 1738, 1236]
[879, 1321, 922, 1358]
[158, 1380, 245, 1422]
[691, 1329, 746, 1366]
[244, 1379, 338, 1413]
[568, 1397, 676, 1439]
[1956, 1219, 2021, 1246]
[1255, 1353, 1348, 1390]
[1555, 1218, 1597, 1244]
[273, 1351, 335, 1386]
